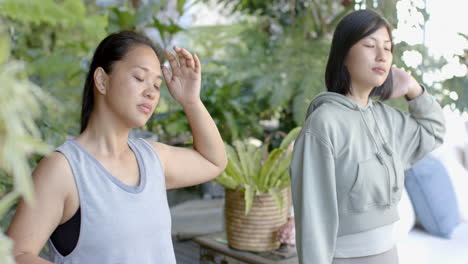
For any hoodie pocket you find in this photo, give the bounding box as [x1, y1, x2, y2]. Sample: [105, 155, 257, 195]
[348, 158, 390, 213]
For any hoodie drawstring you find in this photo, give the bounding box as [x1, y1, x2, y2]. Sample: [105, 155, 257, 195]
[370, 108, 400, 193]
[359, 107, 394, 207]
[358, 109, 385, 164]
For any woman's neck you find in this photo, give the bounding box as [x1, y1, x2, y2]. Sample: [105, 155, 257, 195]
[346, 83, 372, 107]
[76, 111, 131, 158]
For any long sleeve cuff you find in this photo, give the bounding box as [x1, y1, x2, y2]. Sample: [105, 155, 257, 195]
[407, 86, 436, 116]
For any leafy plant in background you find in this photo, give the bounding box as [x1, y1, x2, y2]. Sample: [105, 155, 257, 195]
[220, 20, 332, 126]
[212, 0, 356, 29]
[191, 0, 392, 134]
[435, 35, 468, 112]
[1, 0, 109, 146]
[0, 25, 53, 263]
[200, 70, 266, 142]
[216, 127, 301, 215]
[160, 0, 403, 143]
[191, 0, 465, 139]
[443, 75, 468, 113]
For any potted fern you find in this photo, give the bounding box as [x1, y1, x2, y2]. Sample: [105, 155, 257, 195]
[216, 127, 301, 252]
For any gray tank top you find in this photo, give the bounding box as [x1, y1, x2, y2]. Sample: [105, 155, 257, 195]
[43, 138, 176, 264]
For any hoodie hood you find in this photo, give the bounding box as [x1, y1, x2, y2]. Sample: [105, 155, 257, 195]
[306, 92, 375, 118]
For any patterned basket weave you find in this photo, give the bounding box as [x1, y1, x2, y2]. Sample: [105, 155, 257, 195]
[224, 187, 291, 252]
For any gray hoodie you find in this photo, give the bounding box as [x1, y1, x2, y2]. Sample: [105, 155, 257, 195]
[290, 89, 445, 263]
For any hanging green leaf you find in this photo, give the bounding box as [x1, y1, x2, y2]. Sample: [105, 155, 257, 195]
[216, 172, 239, 190]
[267, 154, 292, 188]
[279, 126, 302, 149]
[258, 148, 285, 191]
[244, 185, 255, 215]
[177, 0, 186, 14]
[268, 187, 283, 211]
[0, 192, 19, 218]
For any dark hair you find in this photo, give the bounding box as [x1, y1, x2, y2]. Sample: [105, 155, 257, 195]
[80, 30, 159, 133]
[325, 9, 393, 100]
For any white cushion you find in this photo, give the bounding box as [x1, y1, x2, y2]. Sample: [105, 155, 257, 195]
[398, 222, 468, 264]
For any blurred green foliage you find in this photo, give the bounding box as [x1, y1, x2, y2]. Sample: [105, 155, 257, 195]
[0, 24, 54, 262]
[2, 0, 109, 146]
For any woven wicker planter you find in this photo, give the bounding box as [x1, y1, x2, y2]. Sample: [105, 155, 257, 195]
[224, 187, 291, 252]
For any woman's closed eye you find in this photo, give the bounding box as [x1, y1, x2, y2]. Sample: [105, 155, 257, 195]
[134, 76, 144, 82]
[364, 44, 391, 52]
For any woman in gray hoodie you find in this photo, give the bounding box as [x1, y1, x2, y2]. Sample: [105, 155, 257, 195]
[290, 9, 445, 264]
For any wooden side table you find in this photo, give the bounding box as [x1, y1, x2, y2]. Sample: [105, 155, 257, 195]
[193, 233, 298, 264]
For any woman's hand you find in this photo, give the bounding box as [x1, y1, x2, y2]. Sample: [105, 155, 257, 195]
[389, 66, 423, 100]
[277, 216, 296, 246]
[154, 46, 227, 190]
[162, 46, 201, 107]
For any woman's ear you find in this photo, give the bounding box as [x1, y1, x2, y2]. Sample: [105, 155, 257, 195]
[94, 67, 108, 95]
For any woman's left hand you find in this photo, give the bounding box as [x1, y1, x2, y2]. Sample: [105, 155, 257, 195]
[162, 46, 201, 107]
[389, 66, 422, 100]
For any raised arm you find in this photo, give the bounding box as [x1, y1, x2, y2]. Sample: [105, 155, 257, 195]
[389, 67, 445, 168]
[153, 47, 227, 190]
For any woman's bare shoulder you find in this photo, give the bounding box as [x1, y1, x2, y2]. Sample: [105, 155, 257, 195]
[33, 151, 74, 192]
